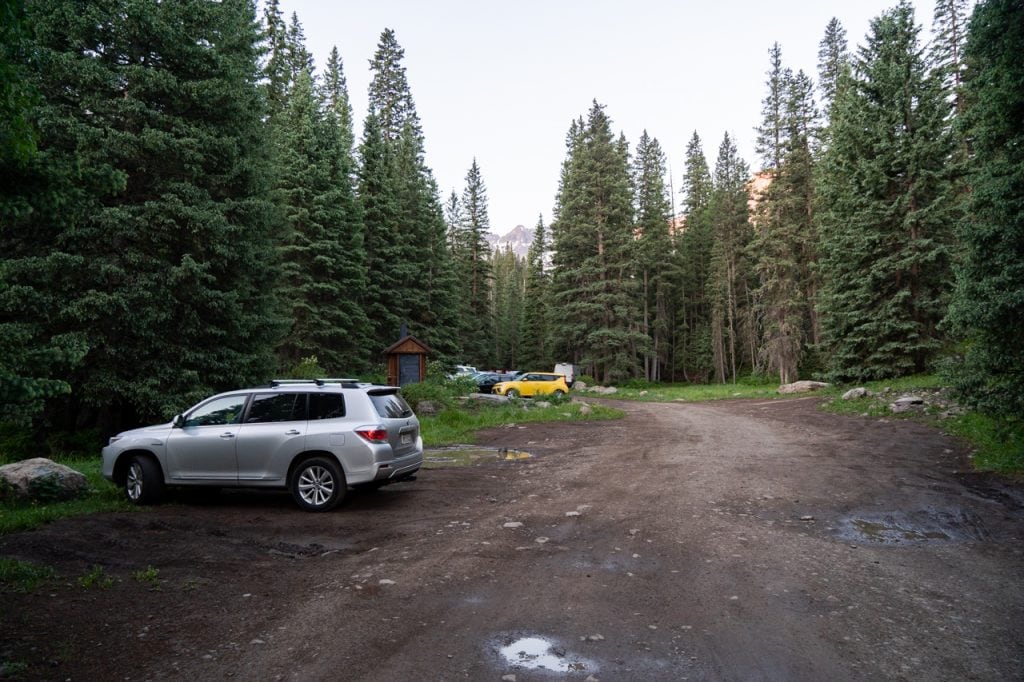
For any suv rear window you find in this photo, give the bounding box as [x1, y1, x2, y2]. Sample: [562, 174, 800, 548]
[370, 391, 413, 419]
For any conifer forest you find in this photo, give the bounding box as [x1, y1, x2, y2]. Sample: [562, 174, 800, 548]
[1, 0, 1022, 436]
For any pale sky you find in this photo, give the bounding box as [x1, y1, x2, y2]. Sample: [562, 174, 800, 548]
[277, 0, 939, 233]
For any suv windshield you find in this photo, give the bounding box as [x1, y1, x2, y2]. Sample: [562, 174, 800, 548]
[370, 391, 413, 419]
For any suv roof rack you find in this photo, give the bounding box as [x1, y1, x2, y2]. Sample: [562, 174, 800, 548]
[270, 378, 361, 388]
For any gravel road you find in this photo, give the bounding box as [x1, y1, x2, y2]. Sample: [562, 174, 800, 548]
[2, 397, 1022, 680]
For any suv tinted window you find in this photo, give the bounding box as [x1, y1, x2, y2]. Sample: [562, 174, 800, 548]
[370, 391, 413, 418]
[245, 393, 306, 423]
[184, 395, 247, 427]
[309, 393, 346, 420]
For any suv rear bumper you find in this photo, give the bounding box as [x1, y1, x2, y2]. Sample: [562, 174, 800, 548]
[372, 450, 423, 481]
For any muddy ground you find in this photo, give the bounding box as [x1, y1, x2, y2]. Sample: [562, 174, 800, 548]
[1, 397, 1022, 681]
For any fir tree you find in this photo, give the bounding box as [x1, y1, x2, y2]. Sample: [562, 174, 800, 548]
[817, 2, 956, 381]
[930, 0, 970, 115]
[455, 159, 494, 365]
[675, 131, 715, 382]
[550, 101, 644, 383]
[322, 46, 355, 157]
[3, 0, 284, 433]
[944, 0, 1024, 421]
[756, 43, 788, 172]
[633, 131, 674, 381]
[521, 214, 550, 368]
[817, 18, 849, 120]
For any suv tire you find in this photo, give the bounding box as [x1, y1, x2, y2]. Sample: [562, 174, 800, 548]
[125, 455, 164, 505]
[291, 457, 346, 512]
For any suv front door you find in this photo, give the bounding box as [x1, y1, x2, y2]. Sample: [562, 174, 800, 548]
[165, 394, 248, 480]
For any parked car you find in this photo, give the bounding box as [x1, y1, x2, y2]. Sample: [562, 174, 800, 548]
[448, 364, 478, 379]
[491, 372, 570, 399]
[101, 379, 422, 512]
[473, 371, 518, 394]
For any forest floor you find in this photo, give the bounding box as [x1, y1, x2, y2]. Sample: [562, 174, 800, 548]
[2, 397, 1023, 680]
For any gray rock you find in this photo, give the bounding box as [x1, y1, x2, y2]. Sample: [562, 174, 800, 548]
[0, 457, 89, 503]
[842, 387, 870, 400]
[577, 402, 593, 415]
[777, 380, 830, 394]
[534, 401, 552, 409]
[586, 386, 618, 395]
[414, 400, 443, 416]
[573, 381, 588, 390]
[890, 395, 926, 414]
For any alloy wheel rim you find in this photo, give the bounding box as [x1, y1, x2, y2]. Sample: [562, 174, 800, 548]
[126, 463, 142, 501]
[298, 466, 334, 507]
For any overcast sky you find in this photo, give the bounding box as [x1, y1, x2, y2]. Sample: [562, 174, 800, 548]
[277, 0, 940, 234]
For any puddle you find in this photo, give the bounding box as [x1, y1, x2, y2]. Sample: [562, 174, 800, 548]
[424, 446, 533, 468]
[497, 636, 591, 673]
[837, 508, 988, 545]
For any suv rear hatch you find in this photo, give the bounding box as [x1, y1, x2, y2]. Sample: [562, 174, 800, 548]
[368, 389, 419, 457]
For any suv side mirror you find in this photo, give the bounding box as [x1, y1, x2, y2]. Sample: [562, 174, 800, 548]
[172, 414, 185, 428]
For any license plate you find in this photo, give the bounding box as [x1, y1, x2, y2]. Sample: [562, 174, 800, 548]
[401, 433, 412, 444]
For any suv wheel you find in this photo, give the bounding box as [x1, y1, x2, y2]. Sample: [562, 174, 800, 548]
[291, 457, 346, 512]
[125, 455, 164, 505]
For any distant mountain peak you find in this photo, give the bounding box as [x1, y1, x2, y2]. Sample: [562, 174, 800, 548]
[485, 224, 533, 258]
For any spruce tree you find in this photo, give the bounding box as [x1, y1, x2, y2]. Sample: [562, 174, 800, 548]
[675, 132, 716, 382]
[4, 0, 283, 433]
[944, 0, 1024, 421]
[707, 133, 753, 383]
[930, 0, 970, 115]
[521, 214, 550, 369]
[455, 159, 494, 365]
[817, 2, 956, 381]
[817, 18, 849, 121]
[550, 101, 644, 383]
[633, 131, 673, 381]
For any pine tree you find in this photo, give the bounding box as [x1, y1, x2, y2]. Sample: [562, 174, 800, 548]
[454, 159, 494, 365]
[756, 43, 788, 172]
[817, 1, 956, 381]
[521, 214, 550, 368]
[930, 0, 970, 115]
[707, 133, 753, 384]
[3, 0, 284, 433]
[322, 46, 355, 158]
[675, 132, 715, 382]
[490, 246, 525, 369]
[260, 0, 290, 116]
[550, 102, 644, 383]
[633, 131, 674, 381]
[817, 18, 849, 121]
[944, 0, 1024, 421]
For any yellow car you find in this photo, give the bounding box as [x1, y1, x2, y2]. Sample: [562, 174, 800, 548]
[492, 372, 570, 398]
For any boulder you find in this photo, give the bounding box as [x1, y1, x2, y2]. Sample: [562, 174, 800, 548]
[0, 458, 89, 503]
[890, 395, 926, 414]
[777, 380, 830, 394]
[842, 387, 870, 400]
[413, 400, 443, 416]
[573, 381, 588, 390]
[585, 386, 618, 395]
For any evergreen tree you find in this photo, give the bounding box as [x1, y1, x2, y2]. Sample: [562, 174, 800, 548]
[260, 0, 290, 116]
[521, 214, 550, 368]
[285, 12, 313, 87]
[361, 29, 460, 358]
[490, 246, 525, 369]
[930, 0, 970, 115]
[707, 133, 753, 383]
[756, 43, 788, 172]
[817, 18, 849, 120]
[817, 1, 956, 381]
[944, 0, 1024, 421]
[322, 46, 355, 157]
[3, 0, 284, 433]
[675, 132, 715, 382]
[549, 102, 644, 383]
[633, 131, 674, 381]
[274, 59, 371, 375]
[455, 159, 494, 365]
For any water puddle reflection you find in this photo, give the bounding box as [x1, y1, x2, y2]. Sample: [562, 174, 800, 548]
[498, 636, 590, 673]
[424, 446, 533, 468]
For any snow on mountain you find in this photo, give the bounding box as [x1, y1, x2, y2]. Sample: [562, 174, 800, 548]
[484, 224, 533, 259]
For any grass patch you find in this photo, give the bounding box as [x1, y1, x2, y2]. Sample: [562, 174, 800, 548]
[819, 374, 1023, 474]
[587, 378, 783, 403]
[0, 558, 57, 592]
[420, 398, 623, 447]
[0, 455, 130, 535]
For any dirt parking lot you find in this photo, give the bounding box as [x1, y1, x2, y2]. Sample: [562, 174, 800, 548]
[2, 397, 1022, 680]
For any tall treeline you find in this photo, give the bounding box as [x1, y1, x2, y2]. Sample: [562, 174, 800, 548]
[2, 0, 1020, 438]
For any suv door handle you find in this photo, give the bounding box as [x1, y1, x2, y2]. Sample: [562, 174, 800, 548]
[219, 432, 235, 439]
[285, 430, 301, 436]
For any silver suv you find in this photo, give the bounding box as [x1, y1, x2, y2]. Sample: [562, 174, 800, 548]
[101, 379, 422, 512]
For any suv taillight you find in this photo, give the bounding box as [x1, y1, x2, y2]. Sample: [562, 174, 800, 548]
[355, 426, 389, 443]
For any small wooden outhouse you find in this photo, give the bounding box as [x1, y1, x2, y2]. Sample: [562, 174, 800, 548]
[383, 334, 433, 387]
